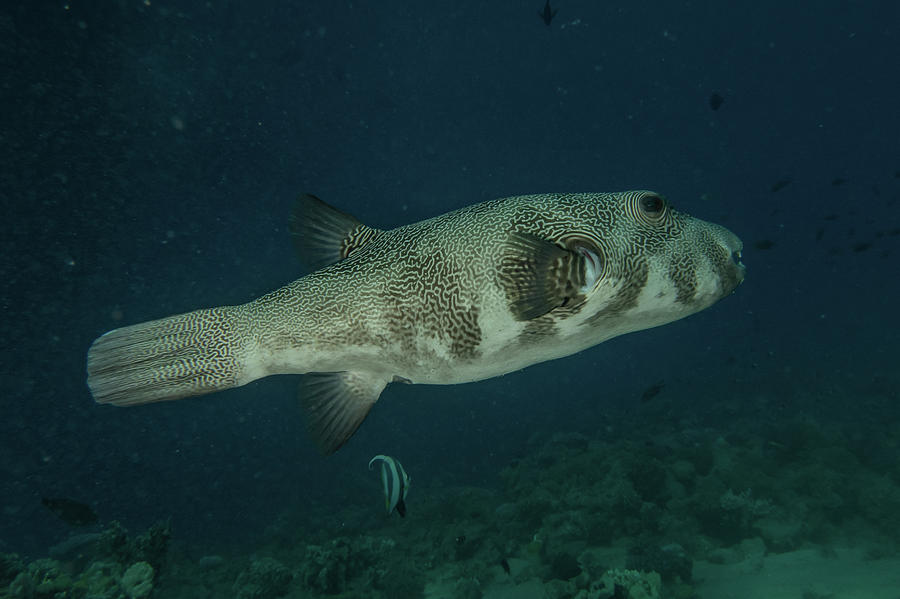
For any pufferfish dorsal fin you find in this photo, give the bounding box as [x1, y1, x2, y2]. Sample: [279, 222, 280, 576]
[289, 194, 382, 270]
[499, 232, 598, 321]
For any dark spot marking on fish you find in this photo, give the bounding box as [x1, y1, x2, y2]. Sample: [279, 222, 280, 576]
[706, 234, 744, 296]
[587, 259, 649, 327]
[381, 246, 483, 361]
[754, 239, 775, 250]
[518, 317, 557, 344]
[498, 232, 594, 321]
[42, 497, 98, 526]
[668, 254, 698, 304]
[342, 226, 381, 261]
[449, 305, 482, 360]
[641, 382, 664, 403]
[770, 178, 792, 193]
[709, 92, 724, 111]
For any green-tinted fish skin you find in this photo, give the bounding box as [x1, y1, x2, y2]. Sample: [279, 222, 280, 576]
[87, 191, 744, 453]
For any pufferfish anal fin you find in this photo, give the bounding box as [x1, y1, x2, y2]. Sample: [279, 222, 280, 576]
[499, 232, 591, 321]
[289, 194, 382, 270]
[300, 371, 388, 455]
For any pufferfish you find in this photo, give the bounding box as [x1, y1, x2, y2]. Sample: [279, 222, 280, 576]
[86, 191, 744, 453]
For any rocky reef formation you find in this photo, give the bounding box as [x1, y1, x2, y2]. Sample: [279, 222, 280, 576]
[4, 412, 899, 598]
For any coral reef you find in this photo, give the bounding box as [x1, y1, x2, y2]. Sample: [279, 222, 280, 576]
[120, 562, 153, 599]
[7, 558, 72, 598]
[626, 543, 691, 583]
[95, 521, 171, 573]
[232, 557, 292, 599]
[595, 568, 661, 599]
[299, 535, 418, 596]
[4, 412, 900, 599]
[0, 554, 23, 588]
[452, 577, 482, 599]
[0, 520, 173, 599]
[71, 561, 122, 599]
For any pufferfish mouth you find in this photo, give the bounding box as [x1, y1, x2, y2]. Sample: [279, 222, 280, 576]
[714, 226, 745, 286]
[727, 242, 745, 285]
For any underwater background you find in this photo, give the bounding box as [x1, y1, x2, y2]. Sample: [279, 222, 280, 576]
[1, 1, 898, 597]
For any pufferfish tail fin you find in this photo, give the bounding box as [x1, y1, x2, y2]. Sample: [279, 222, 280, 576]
[289, 193, 383, 270]
[87, 306, 260, 406]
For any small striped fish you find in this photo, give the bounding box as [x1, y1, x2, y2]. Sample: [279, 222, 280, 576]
[369, 454, 410, 517]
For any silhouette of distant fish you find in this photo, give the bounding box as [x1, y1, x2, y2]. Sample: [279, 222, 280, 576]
[538, 0, 557, 25]
[709, 92, 724, 111]
[770, 178, 792, 193]
[42, 497, 98, 526]
[640, 381, 664, 403]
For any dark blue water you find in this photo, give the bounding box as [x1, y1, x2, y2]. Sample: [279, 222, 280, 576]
[1, 0, 897, 582]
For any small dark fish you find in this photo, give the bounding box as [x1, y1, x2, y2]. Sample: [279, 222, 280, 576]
[770, 178, 792, 193]
[500, 558, 511, 575]
[709, 92, 724, 111]
[852, 242, 871, 252]
[640, 382, 664, 403]
[823, 214, 839, 221]
[538, 0, 557, 25]
[754, 239, 775, 250]
[42, 497, 98, 526]
[831, 177, 846, 186]
[815, 227, 824, 241]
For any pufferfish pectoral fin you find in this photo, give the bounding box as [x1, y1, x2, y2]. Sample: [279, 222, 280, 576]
[300, 371, 388, 455]
[289, 194, 382, 270]
[498, 232, 592, 321]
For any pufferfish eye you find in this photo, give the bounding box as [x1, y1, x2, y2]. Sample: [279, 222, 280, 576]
[640, 194, 665, 216]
